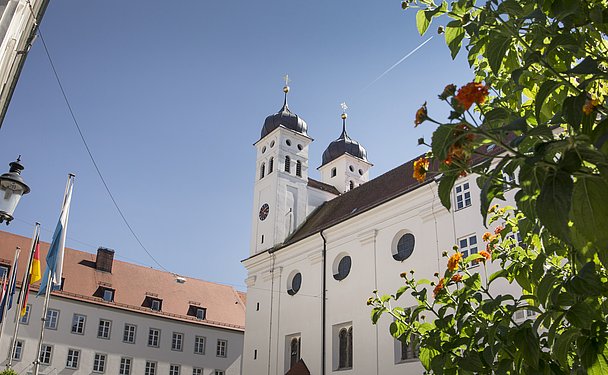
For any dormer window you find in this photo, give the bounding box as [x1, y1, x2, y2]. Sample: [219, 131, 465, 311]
[143, 295, 162, 311]
[151, 299, 161, 311]
[102, 288, 114, 302]
[188, 305, 207, 320]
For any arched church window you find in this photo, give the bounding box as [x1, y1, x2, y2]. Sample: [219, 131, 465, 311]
[296, 161, 302, 177]
[290, 337, 301, 369]
[260, 163, 265, 179]
[349, 181, 355, 190]
[338, 327, 353, 369]
[285, 156, 291, 173]
[331, 167, 337, 178]
[269, 157, 274, 174]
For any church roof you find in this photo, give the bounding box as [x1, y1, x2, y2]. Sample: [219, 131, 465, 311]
[307, 177, 341, 195]
[0, 230, 246, 331]
[320, 121, 368, 167]
[285, 359, 311, 375]
[260, 101, 308, 140]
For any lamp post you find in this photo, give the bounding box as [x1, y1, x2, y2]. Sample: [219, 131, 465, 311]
[0, 156, 30, 224]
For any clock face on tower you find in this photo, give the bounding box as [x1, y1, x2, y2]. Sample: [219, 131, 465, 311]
[259, 203, 269, 221]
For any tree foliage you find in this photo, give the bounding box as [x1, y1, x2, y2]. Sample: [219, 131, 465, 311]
[369, 0, 608, 373]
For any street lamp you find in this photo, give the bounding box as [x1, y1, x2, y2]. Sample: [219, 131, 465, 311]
[0, 156, 30, 224]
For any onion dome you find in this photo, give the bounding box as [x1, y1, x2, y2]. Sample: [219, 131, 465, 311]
[321, 112, 368, 166]
[261, 85, 308, 139]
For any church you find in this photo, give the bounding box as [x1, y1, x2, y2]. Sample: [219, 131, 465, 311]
[241, 85, 519, 375]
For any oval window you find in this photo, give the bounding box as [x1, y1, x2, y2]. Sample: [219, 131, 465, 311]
[358, 169, 363, 175]
[349, 165, 355, 172]
[270, 140, 275, 148]
[262, 146, 267, 154]
[297, 144, 303, 151]
[393, 233, 415, 261]
[286, 139, 292, 146]
[288, 272, 302, 295]
[334, 255, 351, 281]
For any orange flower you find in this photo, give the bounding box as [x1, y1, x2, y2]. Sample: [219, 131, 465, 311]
[413, 157, 430, 182]
[479, 250, 491, 261]
[447, 252, 462, 271]
[582, 98, 600, 115]
[455, 82, 489, 110]
[494, 225, 504, 235]
[439, 84, 457, 100]
[451, 274, 463, 283]
[414, 102, 428, 126]
[482, 232, 492, 242]
[433, 278, 445, 298]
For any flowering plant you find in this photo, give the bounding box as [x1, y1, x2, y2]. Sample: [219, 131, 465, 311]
[370, 0, 608, 373]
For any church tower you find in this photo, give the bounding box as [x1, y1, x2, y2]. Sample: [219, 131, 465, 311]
[318, 107, 372, 193]
[250, 82, 312, 255]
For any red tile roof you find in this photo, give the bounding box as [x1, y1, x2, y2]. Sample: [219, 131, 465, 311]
[0, 231, 245, 331]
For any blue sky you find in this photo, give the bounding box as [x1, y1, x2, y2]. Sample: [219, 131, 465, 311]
[0, 1, 474, 290]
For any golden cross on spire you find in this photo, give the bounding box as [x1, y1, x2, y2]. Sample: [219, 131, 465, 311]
[283, 74, 291, 86]
[283, 74, 291, 94]
[340, 102, 348, 120]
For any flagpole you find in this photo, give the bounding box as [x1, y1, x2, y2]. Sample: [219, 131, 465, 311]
[7, 223, 40, 368]
[0, 247, 20, 342]
[32, 271, 51, 375]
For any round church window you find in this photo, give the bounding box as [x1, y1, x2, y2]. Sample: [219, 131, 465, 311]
[393, 233, 415, 261]
[288, 272, 302, 295]
[334, 255, 351, 281]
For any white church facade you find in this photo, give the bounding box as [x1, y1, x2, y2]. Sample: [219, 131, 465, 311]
[241, 86, 519, 375]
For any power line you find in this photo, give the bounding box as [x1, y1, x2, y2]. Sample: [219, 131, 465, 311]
[33, 26, 170, 273]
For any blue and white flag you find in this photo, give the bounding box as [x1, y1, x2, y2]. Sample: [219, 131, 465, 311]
[39, 175, 74, 295]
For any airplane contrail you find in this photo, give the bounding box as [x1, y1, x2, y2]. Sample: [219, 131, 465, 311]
[361, 36, 434, 92]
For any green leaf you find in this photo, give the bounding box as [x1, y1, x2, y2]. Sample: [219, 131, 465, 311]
[419, 347, 440, 371]
[562, 94, 586, 131]
[571, 175, 608, 250]
[553, 328, 578, 369]
[416, 10, 431, 35]
[517, 326, 540, 369]
[395, 285, 408, 300]
[437, 173, 458, 211]
[535, 80, 563, 122]
[445, 21, 465, 59]
[432, 124, 454, 162]
[487, 34, 510, 74]
[536, 170, 573, 243]
[537, 273, 559, 306]
[565, 57, 602, 75]
[588, 343, 608, 375]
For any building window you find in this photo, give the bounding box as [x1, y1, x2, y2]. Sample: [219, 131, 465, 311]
[172, 332, 184, 351]
[144, 361, 157, 375]
[169, 364, 181, 375]
[214, 371, 225, 375]
[216, 339, 227, 357]
[393, 233, 415, 262]
[260, 162, 265, 179]
[93, 353, 107, 373]
[459, 234, 479, 267]
[97, 319, 112, 339]
[196, 307, 206, 320]
[194, 336, 206, 355]
[285, 155, 291, 173]
[45, 309, 59, 330]
[254, 349, 257, 359]
[331, 167, 337, 178]
[119, 357, 132, 375]
[287, 272, 302, 296]
[289, 336, 301, 370]
[349, 180, 354, 190]
[0, 265, 8, 279]
[503, 172, 516, 190]
[296, 160, 302, 177]
[102, 288, 114, 302]
[71, 314, 86, 334]
[20, 304, 31, 324]
[148, 328, 161, 347]
[12, 340, 23, 360]
[66, 348, 80, 369]
[337, 326, 353, 370]
[455, 182, 472, 210]
[269, 157, 274, 173]
[400, 334, 420, 361]
[150, 298, 162, 311]
[123, 323, 137, 344]
[286, 139, 292, 146]
[193, 368, 203, 375]
[333, 255, 351, 281]
[39, 344, 53, 365]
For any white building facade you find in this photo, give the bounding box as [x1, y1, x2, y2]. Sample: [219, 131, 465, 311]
[0, 231, 245, 375]
[242, 87, 519, 375]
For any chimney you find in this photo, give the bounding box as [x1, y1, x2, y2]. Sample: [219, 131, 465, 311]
[96, 247, 115, 273]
